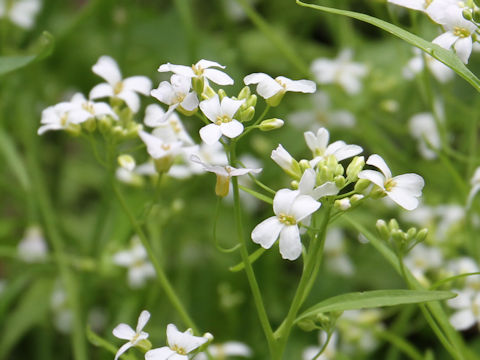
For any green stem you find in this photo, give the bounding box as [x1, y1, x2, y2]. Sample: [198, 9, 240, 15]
[237, 105, 270, 141]
[274, 202, 332, 359]
[229, 141, 276, 356]
[112, 183, 197, 332]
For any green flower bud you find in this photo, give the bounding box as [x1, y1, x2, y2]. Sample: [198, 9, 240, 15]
[218, 89, 227, 100]
[136, 339, 152, 352]
[388, 219, 399, 231]
[299, 159, 311, 172]
[335, 198, 351, 211]
[416, 228, 428, 243]
[238, 86, 251, 100]
[259, 118, 284, 131]
[202, 85, 216, 99]
[118, 154, 136, 171]
[238, 106, 255, 122]
[376, 219, 390, 241]
[83, 117, 96, 132]
[154, 156, 175, 174]
[350, 194, 364, 205]
[297, 318, 320, 332]
[65, 124, 82, 136]
[192, 76, 205, 94]
[406, 227, 417, 241]
[98, 116, 113, 134]
[463, 8, 473, 21]
[346, 156, 365, 182]
[473, 8, 480, 22]
[354, 178, 370, 193]
[334, 175, 346, 189]
[177, 105, 198, 117]
[246, 94, 257, 108]
[291, 180, 299, 189]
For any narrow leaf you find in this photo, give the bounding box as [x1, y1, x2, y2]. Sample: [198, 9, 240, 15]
[0, 129, 31, 191]
[0, 31, 54, 76]
[296, 0, 480, 92]
[296, 289, 455, 323]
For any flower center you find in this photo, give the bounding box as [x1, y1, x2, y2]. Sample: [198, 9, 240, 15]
[424, 0, 433, 7]
[192, 64, 204, 76]
[278, 213, 296, 225]
[275, 78, 287, 90]
[161, 144, 171, 151]
[384, 178, 397, 192]
[131, 333, 140, 344]
[173, 92, 186, 104]
[60, 113, 69, 126]
[171, 345, 187, 355]
[215, 114, 232, 125]
[453, 26, 471, 38]
[114, 82, 124, 95]
[170, 119, 182, 133]
[82, 102, 95, 115]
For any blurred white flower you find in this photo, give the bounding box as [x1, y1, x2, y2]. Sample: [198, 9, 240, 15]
[311, 49, 368, 95]
[196, 341, 252, 360]
[113, 310, 151, 360]
[403, 48, 454, 83]
[139, 129, 185, 173]
[408, 112, 441, 159]
[324, 228, 354, 276]
[251, 189, 320, 260]
[338, 309, 383, 354]
[38, 102, 81, 135]
[145, 323, 210, 360]
[404, 243, 443, 285]
[358, 154, 424, 210]
[90, 56, 152, 112]
[18, 226, 48, 263]
[467, 167, 480, 208]
[113, 236, 155, 288]
[0, 0, 41, 29]
[50, 282, 72, 334]
[447, 289, 480, 330]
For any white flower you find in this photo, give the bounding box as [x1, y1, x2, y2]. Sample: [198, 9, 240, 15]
[447, 289, 480, 330]
[304, 127, 363, 168]
[387, 0, 432, 12]
[358, 154, 424, 210]
[271, 144, 302, 179]
[243, 73, 316, 104]
[199, 94, 245, 144]
[50, 282, 72, 334]
[191, 155, 261, 197]
[113, 310, 151, 360]
[298, 169, 339, 200]
[311, 49, 368, 95]
[139, 130, 184, 173]
[427, 0, 467, 24]
[251, 189, 321, 260]
[338, 310, 383, 354]
[69, 92, 118, 122]
[90, 56, 152, 112]
[158, 59, 234, 86]
[0, 0, 41, 29]
[288, 91, 356, 131]
[17, 226, 48, 263]
[38, 102, 81, 135]
[196, 341, 252, 360]
[151, 75, 199, 119]
[145, 323, 209, 360]
[113, 237, 155, 288]
[432, 7, 477, 63]
[467, 167, 480, 208]
[404, 243, 443, 285]
[302, 332, 337, 360]
[323, 228, 354, 276]
[408, 112, 441, 159]
[403, 48, 454, 83]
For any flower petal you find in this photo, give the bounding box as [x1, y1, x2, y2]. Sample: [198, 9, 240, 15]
[273, 188, 299, 215]
[158, 63, 194, 77]
[92, 56, 122, 86]
[136, 310, 151, 332]
[117, 91, 141, 113]
[277, 77, 316, 93]
[256, 78, 283, 99]
[113, 323, 136, 340]
[180, 92, 199, 111]
[454, 37, 472, 64]
[387, 188, 420, 210]
[196, 59, 225, 69]
[220, 120, 243, 138]
[366, 154, 392, 179]
[114, 342, 134, 360]
[204, 69, 234, 85]
[243, 73, 271, 85]
[251, 217, 283, 249]
[199, 124, 222, 145]
[123, 76, 152, 95]
[199, 95, 221, 122]
[279, 225, 302, 260]
[89, 83, 114, 100]
[393, 173, 425, 197]
[449, 309, 476, 331]
[358, 169, 386, 189]
[145, 347, 176, 360]
[332, 144, 363, 161]
[290, 195, 321, 221]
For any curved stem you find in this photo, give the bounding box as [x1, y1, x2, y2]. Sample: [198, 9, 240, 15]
[237, 105, 270, 141]
[112, 183, 198, 332]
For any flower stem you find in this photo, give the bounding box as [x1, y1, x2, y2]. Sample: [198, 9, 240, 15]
[229, 141, 276, 356]
[274, 202, 332, 359]
[112, 183, 198, 332]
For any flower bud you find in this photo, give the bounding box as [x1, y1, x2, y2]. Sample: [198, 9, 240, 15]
[259, 118, 284, 131]
[136, 339, 152, 352]
[334, 175, 346, 189]
[237, 106, 255, 122]
[388, 218, 399, 231]
[202, 85, 216, 99]
[192, 76, 205, 94]
[376, 219, 390, 241]
[118, 154, 136, 172]
[473, 8, 480, 22]
[271, 145, 302, 179]
[299, 159, 311, 172]
[335, 198, 351, 211]
[354, 178, 370, 193]
[83, 117, 96, 132]
[291, 180, 299, 189]
[217, 89, 227, 100]
[463, 8, 473, 21]
[98, 116, 113, 134]
[346, 156, 365, 182]
[246, 94, 257, 108]
[350, 194, 364, 205]
[406, 227, 417, 241]
[416, 228, 428, 243]
[238, 86, 251, 100]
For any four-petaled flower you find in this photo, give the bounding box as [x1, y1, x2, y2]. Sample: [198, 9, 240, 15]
[199, 94, 245, 144]
[158, 59, 234, 86]
[113, 310, 151, 360]
[191, 155, 262, 197]
[358, 154, 424, 210]
[243, 73, 316, 106]
[251, 189, 321, 260]
[145, 324, 209, 360]
[90, 55, 152, 112]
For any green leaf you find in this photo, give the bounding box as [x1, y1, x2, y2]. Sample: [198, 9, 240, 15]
[0, 278, 54, 359]
[0, 31, 54, 77]
[296, 0, 480, 92]
[296, 289, 455, 323]
[0, 129, 31, 191]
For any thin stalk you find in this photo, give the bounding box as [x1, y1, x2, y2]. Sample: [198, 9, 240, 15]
[112, 183, 197, 332]
[229, 142, 276, 356]
[237, 105, 270, 141]
[275, 202, 332, 359]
